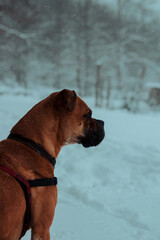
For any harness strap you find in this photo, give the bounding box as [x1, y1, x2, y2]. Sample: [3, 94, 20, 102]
[0, 166, 57, 239]
[28, 177, 58, 187]
[7, 133, 56, 167]
[0, 166, 31, 239]
[3, 133, 58, 238]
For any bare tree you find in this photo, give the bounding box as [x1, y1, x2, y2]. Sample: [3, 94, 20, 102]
[52, 0, 66, 88]
[73, 0, 83, 96]
[81, 0, 92, 96]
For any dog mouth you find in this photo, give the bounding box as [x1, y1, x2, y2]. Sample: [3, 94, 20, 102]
[77, 123, 105, 148]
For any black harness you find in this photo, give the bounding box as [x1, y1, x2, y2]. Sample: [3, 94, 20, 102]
[7, 133, 57, 187]
[1, 133, 58, 238]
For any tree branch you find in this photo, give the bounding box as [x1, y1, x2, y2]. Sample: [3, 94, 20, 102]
[0, 24, 36, 40]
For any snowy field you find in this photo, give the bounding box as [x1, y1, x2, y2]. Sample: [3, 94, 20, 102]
[0, 89, 160, 240]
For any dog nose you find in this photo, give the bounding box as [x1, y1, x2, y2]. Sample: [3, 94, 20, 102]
[97, 120, 104, 127]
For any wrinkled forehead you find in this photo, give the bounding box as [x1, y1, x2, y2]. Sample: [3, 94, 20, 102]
[76, 96, 91, 113]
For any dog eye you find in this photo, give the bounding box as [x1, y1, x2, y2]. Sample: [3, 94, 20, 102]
[84, 111, 92, 119]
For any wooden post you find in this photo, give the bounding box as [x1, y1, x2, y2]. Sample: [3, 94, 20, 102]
[76, 68, 81, 96]
[135, 65, 146, 111]
[106, 77, 111, 108]
[95, 64, 101, 107]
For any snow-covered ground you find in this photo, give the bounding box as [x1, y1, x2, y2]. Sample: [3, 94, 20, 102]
[0, 90, 160, 240]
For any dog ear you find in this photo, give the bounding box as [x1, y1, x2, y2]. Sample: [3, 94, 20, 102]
[55, 89, 77, 112]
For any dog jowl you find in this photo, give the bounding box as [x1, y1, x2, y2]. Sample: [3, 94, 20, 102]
[77, 117, 105, 148]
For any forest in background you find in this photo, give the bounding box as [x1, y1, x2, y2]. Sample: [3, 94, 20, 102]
[0, 0, 160, 110]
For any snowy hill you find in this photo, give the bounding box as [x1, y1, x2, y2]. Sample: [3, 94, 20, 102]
[0, 92, 160, 240]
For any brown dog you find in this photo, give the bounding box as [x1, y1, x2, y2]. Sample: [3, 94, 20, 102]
[0, 89, 105, 240]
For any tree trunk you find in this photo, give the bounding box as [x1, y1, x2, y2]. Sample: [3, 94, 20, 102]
[83, 0, 91, 96]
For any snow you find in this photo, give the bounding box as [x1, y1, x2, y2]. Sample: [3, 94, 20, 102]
[0, 91, 160, 240]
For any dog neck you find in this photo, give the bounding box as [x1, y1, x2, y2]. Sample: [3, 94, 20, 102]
[7, 133, 56, 167]
[10, 99, 63, 159]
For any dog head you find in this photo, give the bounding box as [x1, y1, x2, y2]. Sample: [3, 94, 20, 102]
[54, 89, 105, 148]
